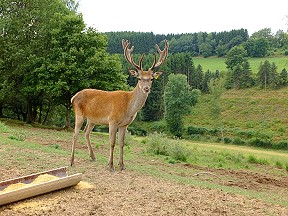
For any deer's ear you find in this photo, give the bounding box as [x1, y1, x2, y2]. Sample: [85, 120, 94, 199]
[129, 69, 139, 78]
[153, 72, 163, 80]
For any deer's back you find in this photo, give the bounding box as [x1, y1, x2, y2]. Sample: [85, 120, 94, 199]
[72, 89, 132, 125]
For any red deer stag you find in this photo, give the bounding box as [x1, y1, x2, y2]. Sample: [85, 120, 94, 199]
[70, 39, 169, 171]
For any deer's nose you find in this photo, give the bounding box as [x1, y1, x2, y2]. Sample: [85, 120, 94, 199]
[143, 86, 150, 93]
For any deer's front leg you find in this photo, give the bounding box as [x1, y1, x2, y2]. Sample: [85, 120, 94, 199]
[118, 126, 128, 171]
[108, 124, 117, 171]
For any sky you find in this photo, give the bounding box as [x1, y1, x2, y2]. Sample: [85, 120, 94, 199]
[78, 0, 288, 35]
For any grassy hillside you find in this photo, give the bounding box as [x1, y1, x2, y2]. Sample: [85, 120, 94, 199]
[193, 56, 288, 73]
[185, 87, 288, 143]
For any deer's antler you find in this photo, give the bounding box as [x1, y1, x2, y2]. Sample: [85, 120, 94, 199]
[149, 40, 169, 70]
[122, 39, 144, 70]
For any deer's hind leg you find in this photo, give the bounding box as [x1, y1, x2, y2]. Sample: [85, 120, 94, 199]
[84, 121, 96, 161]
[108, 123, 117, 171]
[71, 115, 85, 166]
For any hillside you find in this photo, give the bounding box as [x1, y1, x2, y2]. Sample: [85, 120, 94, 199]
[186, 87, 288, 143]
[193, 56, 288, 73]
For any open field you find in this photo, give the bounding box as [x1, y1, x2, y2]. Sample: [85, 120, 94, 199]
[185, 86, 288, 143]
[0, 122, 287, 215]
[193, 56, 288, 73]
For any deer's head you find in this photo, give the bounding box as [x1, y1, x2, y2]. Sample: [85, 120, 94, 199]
[122, 39, 169, 94]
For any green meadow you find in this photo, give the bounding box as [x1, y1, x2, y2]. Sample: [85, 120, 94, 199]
[193, 56, 288, 73]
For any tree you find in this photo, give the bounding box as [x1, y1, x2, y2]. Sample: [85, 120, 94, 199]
[0, 0, 72, 123]
[201, 70, 213, 93]
[257, 60, 271, 89]
[190, 64, 204, 90]
[243, 37, 269, 57]
[269, 62, 279, 89]
[46, 14, 127, 127]
[279, 68, 288, 86]
[208, 78, 225, 141]
[225, 46, 248, 70]
[142, 78, 165, 121]
[225, 46, 253, 89]
[164, 74, 200, 137]
[0, 0, 127, 126]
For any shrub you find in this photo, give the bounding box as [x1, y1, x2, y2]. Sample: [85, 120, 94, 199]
[93, 125, 109, 133]
[224, 137, 232, 144]
[236, 129, 256, 138]
[146, 132, 191, 162]
[187, 126, 207, 135]
[170, 145, 190, 162]
[233, 137, 245, 145]
[275, 161, 283, 169]
[248, 138, 273, 148]
[150, 121, 167, 132]
[128, 126, 147, 136]
[0, 121, 9, 133]
[247, 155, 269, 165]
[147, 132, 170, 156]
[274, 140, 288, 150]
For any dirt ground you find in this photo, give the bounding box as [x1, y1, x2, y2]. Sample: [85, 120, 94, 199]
[0, 128, 288, 215]
[1, 165, 287, 216]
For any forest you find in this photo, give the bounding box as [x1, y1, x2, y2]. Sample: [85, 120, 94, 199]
[1, 0, 288, 137]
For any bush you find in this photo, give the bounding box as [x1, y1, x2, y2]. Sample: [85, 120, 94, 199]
[0, 121, 9, 133]
[247, 155, 269, 165]
[146, 132, 191, 162]
[274, 140, 288, 150]
[93, 125, 109, 133]
[147, 132, 170, 156]
[224, 137, 232, 144]
[275, 161, 283, 169]
[150, 121, 167, 132]
[284, 50, 288, 56]
[232, 137, 246, 145]
[187, 126, 207, 135]
[170, 144, 190, 162]
[236, 129, 256, 139]
[128, 126, 147, 136]
[248, 138, 273, 148]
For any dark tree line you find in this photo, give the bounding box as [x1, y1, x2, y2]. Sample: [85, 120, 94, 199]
[105, 29, 249, 57]
[106, 28, 288, 58]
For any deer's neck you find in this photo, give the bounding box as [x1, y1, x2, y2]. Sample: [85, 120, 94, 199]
[129, 82, 149, 114]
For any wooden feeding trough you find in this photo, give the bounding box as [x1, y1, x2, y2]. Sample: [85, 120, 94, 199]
[0, 167, 82, 206]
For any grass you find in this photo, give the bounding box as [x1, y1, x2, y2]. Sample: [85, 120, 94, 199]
[1, 121, 288, 208]
[185, 87, 288, 142]
[193, 56, 288, 73]
[144, 132, 288, 174]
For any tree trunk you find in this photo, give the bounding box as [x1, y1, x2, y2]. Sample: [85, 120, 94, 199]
[65, 106, 71, 129]
[42, 104, 52, 125]
[26, 97, 34, 124]
[0, 102, 3, 118]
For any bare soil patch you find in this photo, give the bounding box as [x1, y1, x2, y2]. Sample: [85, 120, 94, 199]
[0, 127, 287, 215]
[1, 165, 287, 216]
